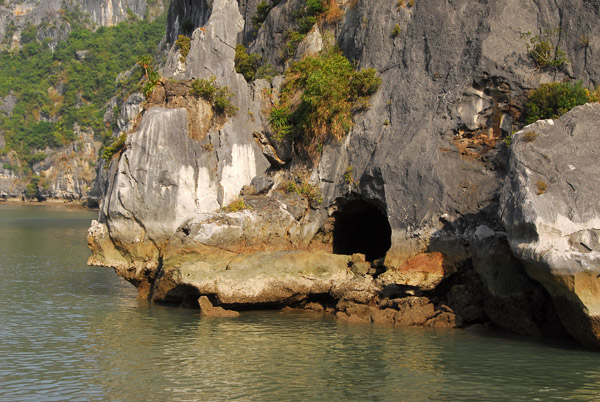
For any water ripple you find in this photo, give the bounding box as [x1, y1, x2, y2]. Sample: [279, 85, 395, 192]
[2, 206, 600, 401]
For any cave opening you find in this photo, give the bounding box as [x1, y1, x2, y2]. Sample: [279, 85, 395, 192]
[332, 199, 392, 262]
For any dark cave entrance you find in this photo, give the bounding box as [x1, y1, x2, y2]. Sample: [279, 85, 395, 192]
[332, 199, 392, 262]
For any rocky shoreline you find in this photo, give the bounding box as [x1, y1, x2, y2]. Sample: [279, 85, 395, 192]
[0, 197, 97, 209]
[88, 0, 600, 348]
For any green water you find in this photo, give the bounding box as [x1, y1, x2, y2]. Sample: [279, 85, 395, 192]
[1, 205, 600, 401]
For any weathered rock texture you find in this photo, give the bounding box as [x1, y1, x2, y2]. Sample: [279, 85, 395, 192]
[89, 0, 600, 346]
[501, 103, 600, 347]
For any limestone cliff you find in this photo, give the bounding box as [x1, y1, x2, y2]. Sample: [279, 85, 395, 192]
[89, 0, 600, 346]
[501, 103, 600, 347]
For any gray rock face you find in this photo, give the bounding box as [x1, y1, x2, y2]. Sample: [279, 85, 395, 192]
[89, 0, 600, 345]
[326, 0, 600, 263]
[117, 92, 144, 133]
[0, 148, 22, 199]
[500, 103, 600, 347]
[0, 92, 16, 115]
[78, 0, 148, 26]
[93, 0, 272, 266]
[166, 0, 212, 44]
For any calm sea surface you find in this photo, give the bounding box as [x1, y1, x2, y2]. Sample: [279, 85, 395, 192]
[1, 205, 600, 401]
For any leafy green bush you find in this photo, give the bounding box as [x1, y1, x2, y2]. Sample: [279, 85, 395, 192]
[272, 48, 381, 154]
[525, 81, 594, 124]
[223, 197, 251, 212]
[296, 0, 327, 34]
[191, 76, 218, 101]
[175, 35, 191, 63]
[101, 133, 127, 163]
[268, 105, 292, 139]
[137, 54, 161, 97]
[282, 179, 323, 205]
[234, 45, 262, 81]
[191, 77, 238, 116]
[521, 28, 569, 69]
[234, 45, 275, 82]
[25, 174, 48, 199]
[213, 87, 238, 116]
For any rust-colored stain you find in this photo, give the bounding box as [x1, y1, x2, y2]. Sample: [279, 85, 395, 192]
[398, 252, 448, 275]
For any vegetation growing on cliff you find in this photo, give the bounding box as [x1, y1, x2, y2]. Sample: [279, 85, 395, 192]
[24, 173, 48, 199]
[281, 179, 323, 205]
[0, 12, 166, 173]
[175, 34, 191, 63]
[137, 54, 161, 98]
[525, 81, 598, 124]
[223, 197, 251, 212]
[521, 28, 569, 69]
[270, 48, 381, 155]
[234, 45, 275, 82]
[191, 77, 238, 116]
[283, 0, 330, 60]
[101, 133, 127, 163]
[252, 0, 281, 35]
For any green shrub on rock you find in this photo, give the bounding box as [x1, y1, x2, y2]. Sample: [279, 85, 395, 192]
[521, 28, 569, 69]
[525, 81, 596, 124]
[213, 87, 238, 116]
[137, 54, 161, 97]
[101, 133, 127, 163]
[223, 197, 251, 212]
[268, 105, 292, 139]
[191, 76, 238, 117]
[271, 48, 381, 154]
[235, 45, 262, 81]
[191, 76, 218, 101]
[234, 45, 275, 82]
[175, 35, 191, 63]
[282, 179, 323, 205]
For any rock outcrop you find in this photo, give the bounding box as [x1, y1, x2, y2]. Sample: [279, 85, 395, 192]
[89, 0, 600, 346]
[500, 103, 600, 347]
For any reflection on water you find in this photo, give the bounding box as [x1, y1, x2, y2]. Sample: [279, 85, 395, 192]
[1, 205, 600, 401]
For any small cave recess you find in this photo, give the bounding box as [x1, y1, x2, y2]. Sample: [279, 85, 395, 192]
[332, 199, 392, 261]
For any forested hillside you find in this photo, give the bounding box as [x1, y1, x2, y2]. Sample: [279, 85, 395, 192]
[0, 12, 165, 172]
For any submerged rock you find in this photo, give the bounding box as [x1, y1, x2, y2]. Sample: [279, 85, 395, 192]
[198, 296, 240, 317]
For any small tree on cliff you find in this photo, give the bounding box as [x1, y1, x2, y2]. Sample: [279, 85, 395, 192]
[136, 54, 160, 97]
